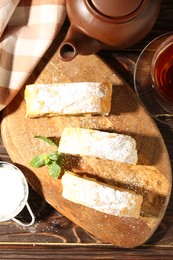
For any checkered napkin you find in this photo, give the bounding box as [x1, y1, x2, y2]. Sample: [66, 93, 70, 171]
[0, 0, 66, 111]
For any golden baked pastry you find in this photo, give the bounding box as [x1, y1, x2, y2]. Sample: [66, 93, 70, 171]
[24, 82, 112, 117]
[59, 127, 138, 165]
[61, 171, 143, 218]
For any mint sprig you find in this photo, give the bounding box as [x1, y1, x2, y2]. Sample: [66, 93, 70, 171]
[34, 136, 58, 147]
[30, 136, 62, 179]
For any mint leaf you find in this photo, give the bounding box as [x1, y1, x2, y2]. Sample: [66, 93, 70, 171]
[57, 153, 62, 166]
[30, 154, 47, 168]
[48, 151, 60, 161]
[34, 136, 58, 148]
[47, 161, 61, 179]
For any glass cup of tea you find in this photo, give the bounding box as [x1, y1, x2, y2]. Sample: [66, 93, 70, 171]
[0, 161, 35, 226]
[151, 35, 173, 111]
[134, 32, 173, 125]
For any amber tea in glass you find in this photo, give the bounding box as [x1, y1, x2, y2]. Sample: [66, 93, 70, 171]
[151, 35, 173, 104]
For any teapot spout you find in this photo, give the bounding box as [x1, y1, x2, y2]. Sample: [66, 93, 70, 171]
[58, 25, 102, 61]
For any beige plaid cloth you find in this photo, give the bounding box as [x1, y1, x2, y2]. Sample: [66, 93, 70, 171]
[0, 0, 66, 111]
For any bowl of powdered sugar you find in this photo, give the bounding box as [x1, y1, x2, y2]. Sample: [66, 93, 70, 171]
[0, 162, 35, 226]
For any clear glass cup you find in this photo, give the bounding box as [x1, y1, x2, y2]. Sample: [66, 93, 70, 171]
[134, 32, 173, 125]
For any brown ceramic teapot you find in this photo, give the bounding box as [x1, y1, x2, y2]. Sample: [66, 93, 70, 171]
[58, 0, 161, 61]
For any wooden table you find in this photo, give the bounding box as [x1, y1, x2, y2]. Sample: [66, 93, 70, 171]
[0, 0, 173, 259]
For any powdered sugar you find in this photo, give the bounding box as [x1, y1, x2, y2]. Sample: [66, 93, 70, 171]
[59, 127, 138, 164]
[62, 171, 143, 218]
[0, 163, 28, 221]
[25, 82, 112, 116]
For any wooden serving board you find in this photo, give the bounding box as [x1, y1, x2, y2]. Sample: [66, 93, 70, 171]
[1, 48, 172, 248]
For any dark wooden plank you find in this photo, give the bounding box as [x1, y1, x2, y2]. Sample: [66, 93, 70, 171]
[1, 244, 173, 260]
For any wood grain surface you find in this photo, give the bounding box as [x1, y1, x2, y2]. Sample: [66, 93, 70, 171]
[0, 40, 172, 248]
[0, 0, 173, 258]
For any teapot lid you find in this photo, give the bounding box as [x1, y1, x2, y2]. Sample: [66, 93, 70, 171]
[91, 0, 143, 17]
